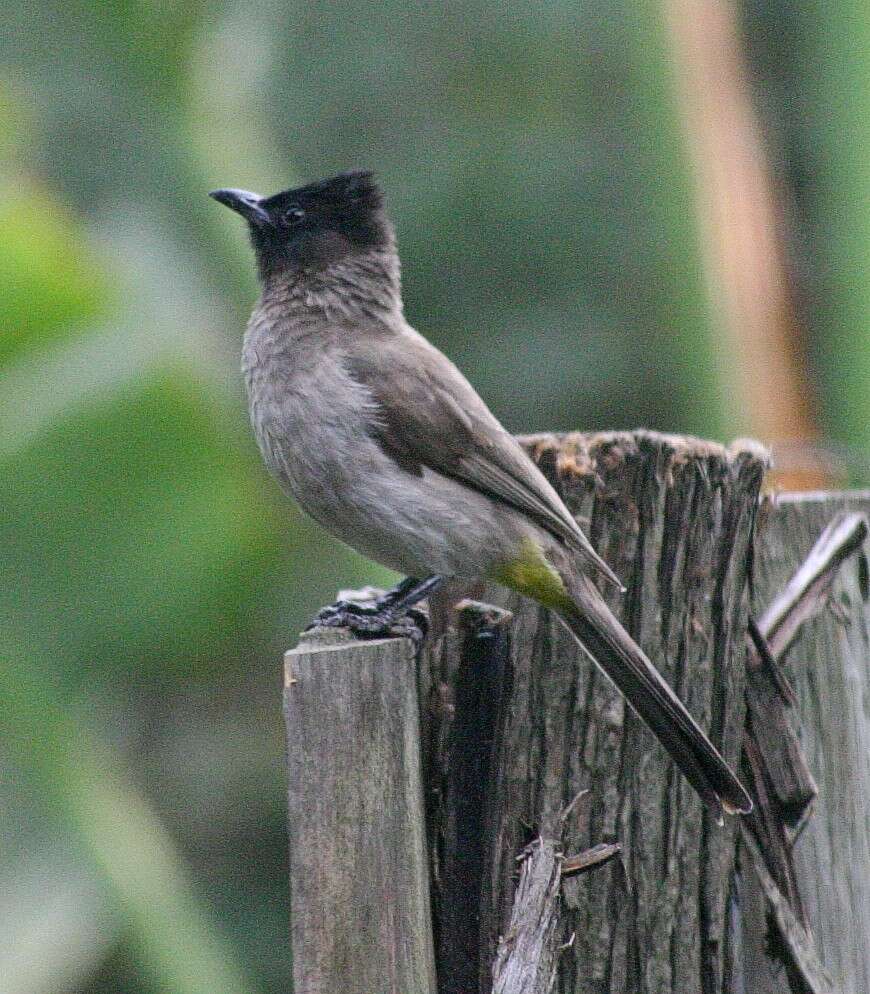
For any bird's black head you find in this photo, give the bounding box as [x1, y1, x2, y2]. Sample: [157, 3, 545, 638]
[210, 170, 392, 281]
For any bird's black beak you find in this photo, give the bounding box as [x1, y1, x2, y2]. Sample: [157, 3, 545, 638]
[209, 188, 271, 225]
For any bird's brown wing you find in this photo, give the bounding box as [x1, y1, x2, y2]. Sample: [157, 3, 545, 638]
[344, 330, 622, 588]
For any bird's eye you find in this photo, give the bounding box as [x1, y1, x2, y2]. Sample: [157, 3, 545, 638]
[284, 207, 306, 225]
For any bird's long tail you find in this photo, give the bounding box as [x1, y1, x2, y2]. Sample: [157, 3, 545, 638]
[556, 571, 752, 822]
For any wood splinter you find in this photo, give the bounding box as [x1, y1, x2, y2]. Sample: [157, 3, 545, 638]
[561, 843, 623, 878]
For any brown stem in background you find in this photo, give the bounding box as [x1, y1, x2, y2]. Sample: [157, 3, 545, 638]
[663, 0, 834, 490]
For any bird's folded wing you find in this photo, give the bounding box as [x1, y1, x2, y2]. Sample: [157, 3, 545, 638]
[343, 332, 621, 588]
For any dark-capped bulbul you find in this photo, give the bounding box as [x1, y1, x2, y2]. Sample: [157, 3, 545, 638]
[210, 170, 752, 822]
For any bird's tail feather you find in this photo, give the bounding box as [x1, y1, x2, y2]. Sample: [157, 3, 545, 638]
[557, 572, 752, 822]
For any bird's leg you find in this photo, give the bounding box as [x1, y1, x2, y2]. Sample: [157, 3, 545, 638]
[376, 574, 443, 614]
[307, 575, 443, 643]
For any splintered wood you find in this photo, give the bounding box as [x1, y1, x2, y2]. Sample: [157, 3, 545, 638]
[745, 497, 870, 994]
[420, 432, 767, 992]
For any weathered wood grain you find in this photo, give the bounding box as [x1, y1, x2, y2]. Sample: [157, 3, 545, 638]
[424, 601, 514, 994]
[284, 432, 868, 994]
[490, 834, 623, 994]
[420, 430, 768, 993]
[745, 493, 870, 994]
[492, 839, 561, 994]
[284, 628, 437, 994]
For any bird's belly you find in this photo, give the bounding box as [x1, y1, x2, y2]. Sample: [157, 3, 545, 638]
[260, 418, 523, 578]
[245, 350, 534, 579]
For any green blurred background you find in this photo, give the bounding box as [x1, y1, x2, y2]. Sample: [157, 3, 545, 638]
[1, 1, 867, 991]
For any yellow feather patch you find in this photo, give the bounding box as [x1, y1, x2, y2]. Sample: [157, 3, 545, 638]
[491, 540, 573, 612]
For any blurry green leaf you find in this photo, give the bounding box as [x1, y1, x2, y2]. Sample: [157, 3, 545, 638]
[805, 0, 870, 476]
[0, 186, 111, 366]
[0, 367, 284, 682]
[0, 837, 116, 994]
[1, 639, 261, 994]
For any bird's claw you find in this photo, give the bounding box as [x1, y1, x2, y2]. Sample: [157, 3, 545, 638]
[306, 593, 429, 645]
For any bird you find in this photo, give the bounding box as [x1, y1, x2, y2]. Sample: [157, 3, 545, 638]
[210, 170, 752, 822]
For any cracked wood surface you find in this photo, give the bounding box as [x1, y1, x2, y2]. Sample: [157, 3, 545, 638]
[745, 493, 870, 994]
[284, 628, 437, 994]
[420, 430, 767, 993]
[284, 432, 868, 994]
[491, 839, 561, 994]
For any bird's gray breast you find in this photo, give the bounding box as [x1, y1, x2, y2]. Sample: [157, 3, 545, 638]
[244, 321, 368, 498]
[241, 313, 413, 565]
[240, 308, 534, 578]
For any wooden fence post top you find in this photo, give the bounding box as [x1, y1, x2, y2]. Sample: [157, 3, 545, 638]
[284, 625, 412, 686]
[284, 624, 436, 994]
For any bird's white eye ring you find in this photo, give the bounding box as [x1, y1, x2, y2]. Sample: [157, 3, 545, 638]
[284, 206, 306, 225]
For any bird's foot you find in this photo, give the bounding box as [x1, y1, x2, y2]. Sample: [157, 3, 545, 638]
[309, 597, 430, 644]
[306, 575, 442, 646]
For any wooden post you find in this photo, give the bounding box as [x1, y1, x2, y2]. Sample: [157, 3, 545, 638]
[283, 432, 869, 994]
[743, 494, 870, 994]
[284, 628, 437, 994]
[428, 431, 768, 992]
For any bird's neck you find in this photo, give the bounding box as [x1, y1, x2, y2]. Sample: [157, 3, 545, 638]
[260, 249, 403, 325]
